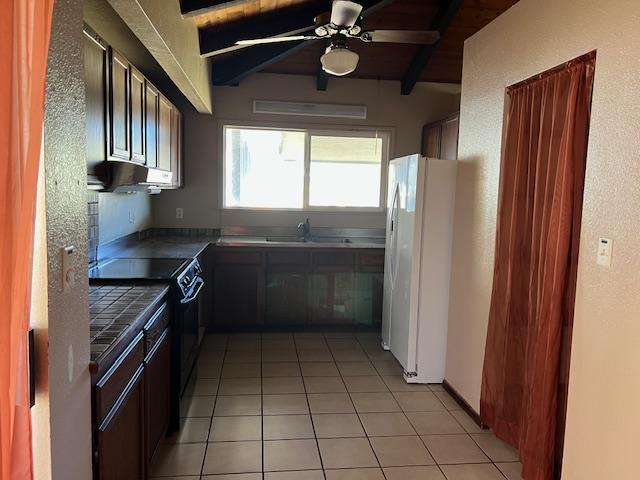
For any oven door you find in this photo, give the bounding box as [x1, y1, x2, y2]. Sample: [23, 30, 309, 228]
[178, 277, 204, 395]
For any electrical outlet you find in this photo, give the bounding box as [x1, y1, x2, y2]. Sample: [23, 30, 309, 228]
[176, 207, 184, 219]
[128, 210, 135, 224]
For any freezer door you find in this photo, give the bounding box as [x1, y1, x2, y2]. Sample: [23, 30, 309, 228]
[381, 183, 400, 349]
[388, 155, 422, 373]
[381, 158, 401, 349]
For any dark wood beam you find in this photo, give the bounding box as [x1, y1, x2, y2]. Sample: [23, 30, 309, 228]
[210, 0, 398, 86]
[400, 0, 464, 95]
[181, 0, 252, 18]
[212, 41, 318, 86]
[199, 4, 322, 58]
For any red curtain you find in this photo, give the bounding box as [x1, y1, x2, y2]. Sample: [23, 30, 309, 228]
[480, 52, 595, 480]
[0, 1, 55, 479]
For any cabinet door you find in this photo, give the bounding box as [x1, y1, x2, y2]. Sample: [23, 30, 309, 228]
[265, 266, 309, 326]
[145, 83, 159, 169]
[158, 95, 173, 172]
[84, 29, 107, 186]
[421, 123, 441, 158]
[440, 113, 460, 160]
[168, 108, 183, 188]
[96, 366, 145, 480]
[130, 67, 146, 164]
[145, 329, 170, 463]
[213, 265, 262, 328]
[107, 48, 131, 161]
[310, 266, 356, 325]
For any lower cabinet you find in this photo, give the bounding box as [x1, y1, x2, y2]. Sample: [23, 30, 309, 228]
[92, 302, 172, 479]
[211, 248, 384, 329]
[213, 264, 262, 327]
[96, 365, 145, 480]
[145, 329, 171, 463]
[265, 266, 310, 325]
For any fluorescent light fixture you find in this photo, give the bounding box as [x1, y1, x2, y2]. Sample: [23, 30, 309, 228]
[253, 100, 367, 120]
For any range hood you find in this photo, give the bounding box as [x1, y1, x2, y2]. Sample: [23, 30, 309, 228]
[106, 161, 172, 193]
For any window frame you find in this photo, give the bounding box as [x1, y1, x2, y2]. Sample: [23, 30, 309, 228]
[220, 121, 392, 213]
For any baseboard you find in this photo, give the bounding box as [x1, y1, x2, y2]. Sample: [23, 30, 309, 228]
[442, 379, 486, 428]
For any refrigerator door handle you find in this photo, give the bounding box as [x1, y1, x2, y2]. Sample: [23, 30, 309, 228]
[389, 185, 400, 285]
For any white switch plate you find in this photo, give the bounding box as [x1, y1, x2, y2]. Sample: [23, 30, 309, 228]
[61, 245, 76, 291]
[128, 210, 135, 224]
[597, 238, 612, 267]
[176, 208, 184, 219]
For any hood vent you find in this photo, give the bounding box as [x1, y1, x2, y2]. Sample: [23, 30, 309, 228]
[106, 161, 172, 193]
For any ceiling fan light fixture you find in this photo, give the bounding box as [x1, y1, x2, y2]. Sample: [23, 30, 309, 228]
[320, 45, 359, 76]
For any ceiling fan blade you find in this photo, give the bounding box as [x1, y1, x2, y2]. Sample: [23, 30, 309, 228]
[330, 0, 363, 28]
[362, 30, 441, 44]
[236, 35, 319, 46]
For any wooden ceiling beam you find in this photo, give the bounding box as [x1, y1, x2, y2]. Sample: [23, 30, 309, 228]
[400, 0, 464, 95]
[210, 0, 399, 86]
[212, 41, 319, 85]
[181, 0, 252, 18]
[199, 4, 323, 58]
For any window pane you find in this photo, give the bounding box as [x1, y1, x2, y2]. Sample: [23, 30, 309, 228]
[309, 135, 383, 208]
[224, 127, 305, 208]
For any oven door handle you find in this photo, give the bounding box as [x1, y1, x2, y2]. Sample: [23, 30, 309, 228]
[180, 277, 204, 304]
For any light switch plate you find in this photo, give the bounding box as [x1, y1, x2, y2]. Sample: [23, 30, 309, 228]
[61, 245, 76, 291]
[176, 207, 184, 219]
[597, 238, 612, 267]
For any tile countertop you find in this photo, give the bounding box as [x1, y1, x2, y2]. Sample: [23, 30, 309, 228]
[103, 236, 214, 259]
[89, 283, 170, 379]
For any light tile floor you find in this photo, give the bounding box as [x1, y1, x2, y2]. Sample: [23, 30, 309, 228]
[150, 332, 522, 480]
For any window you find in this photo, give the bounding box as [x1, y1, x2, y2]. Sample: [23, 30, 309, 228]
[223, 126, 389, 210]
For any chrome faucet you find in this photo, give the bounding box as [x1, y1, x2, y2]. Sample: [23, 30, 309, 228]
[297, 218, 311, 242]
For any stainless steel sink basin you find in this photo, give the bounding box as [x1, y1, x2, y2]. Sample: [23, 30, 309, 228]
[265, 236, 309, 243]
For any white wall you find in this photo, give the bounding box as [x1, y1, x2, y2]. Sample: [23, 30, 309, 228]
[445, 0, 640, 478]
[99, 192, 153, 244]
[153, 73, 460, 229]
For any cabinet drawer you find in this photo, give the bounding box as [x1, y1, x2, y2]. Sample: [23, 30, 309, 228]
[144, 302, 170, 358]
[215, 251, 262, 265]
[95, 332, 144, 424]
[313, 252, 355, 266]
[267, 251, 309, 265]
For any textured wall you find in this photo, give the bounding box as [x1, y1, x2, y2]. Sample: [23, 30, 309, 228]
[43, 0, 93, 477]
[445, 0, 640, 478]
[153, 73, 461, 229]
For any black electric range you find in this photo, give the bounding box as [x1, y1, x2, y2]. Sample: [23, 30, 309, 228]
[89, 257, 205, 432]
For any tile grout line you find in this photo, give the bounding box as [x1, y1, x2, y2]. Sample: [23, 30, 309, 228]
[295, 333, 328, 480]
[199, 334, 229, 478]
[332, 333, 388, 480]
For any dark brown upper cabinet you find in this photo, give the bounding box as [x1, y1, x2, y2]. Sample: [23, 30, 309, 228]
[145, 82, 159, 169]
[130, 67, 146, 164]
[84, 29, 184, 188]
[421, 112, 460, 160]
[158, 95, 173, 172]
[168, 108, 183, 188]
[84, 28, 108, 187]
[107, 48, 131, 161]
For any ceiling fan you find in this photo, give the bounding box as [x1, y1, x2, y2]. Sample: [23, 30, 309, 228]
[234, 0, 441, 77]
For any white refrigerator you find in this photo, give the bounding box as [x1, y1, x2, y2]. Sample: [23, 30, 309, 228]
[381, 155, 457, 384]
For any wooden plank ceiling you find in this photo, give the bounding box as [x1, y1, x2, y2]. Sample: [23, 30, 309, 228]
[181, 0, 518, 89]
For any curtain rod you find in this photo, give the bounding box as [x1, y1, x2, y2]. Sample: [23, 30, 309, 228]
[507, 50, 596, 93]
